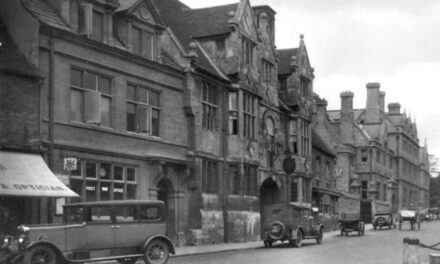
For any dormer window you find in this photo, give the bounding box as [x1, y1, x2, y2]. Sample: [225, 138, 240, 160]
[91, 10, 104, 42]
[131, 27, 155, 59]
[242, 37, 254, 66]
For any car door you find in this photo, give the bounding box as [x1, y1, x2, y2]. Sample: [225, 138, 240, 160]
[85, 205, 115, 250]
[113, 204, 141, 249]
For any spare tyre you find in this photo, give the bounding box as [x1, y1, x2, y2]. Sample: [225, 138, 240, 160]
[268, 221, 286, 240]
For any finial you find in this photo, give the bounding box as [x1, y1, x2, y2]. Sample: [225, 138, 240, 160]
[300, 34, 304, 39]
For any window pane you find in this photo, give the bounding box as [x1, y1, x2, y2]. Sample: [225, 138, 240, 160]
[139, 106, 148, 133]
[126, 103, 136, 132]
[85, 181, 97, 201]
[229, 92, 237, 110]
[91, 206, 112, 222]
[140, 206, 160, 221]
[113, 183, 124, 200]
[100, 163, 111, 180]
[114, 166, 124, 181]
[71, 69, 82, 87]
[100, 96, 111, 127]
[70, 89, 83, 122]
[127, 168, 136, 182]
[137, 87, 148, 103]
[152, 109, 159, 136]
[92, 11, 103, 42]
[132, 27, 142, 55]
[144, 31, 153, 59]
[86, 162, 97, 179]
[114, 206, 135, 221]
[83, 72, 97, 90]
[100, 181, 111, 201]
[150, 91, 160, 107]
[99, 76, 111, 95]
[127, 85, 136, 101]
[127, 184, 136, 199]
[71, 161, 82, 177]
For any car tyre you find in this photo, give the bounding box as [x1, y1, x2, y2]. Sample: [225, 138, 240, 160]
[144, 239, 170, 264]
[23, 245, 57, 264]
[316, 229, 323, 244]
[292, 231, 303, 248]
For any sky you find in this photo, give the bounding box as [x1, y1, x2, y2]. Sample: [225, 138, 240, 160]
[181, 0, 440, 167]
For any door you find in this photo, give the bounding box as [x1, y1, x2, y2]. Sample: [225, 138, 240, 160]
[360, 200, 372, 223]
[85, 206, 114, 250]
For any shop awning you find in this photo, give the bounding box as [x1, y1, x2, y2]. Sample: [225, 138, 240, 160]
[0, 151, 79, 197]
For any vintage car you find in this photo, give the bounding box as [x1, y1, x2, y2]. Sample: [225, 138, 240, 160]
[372, 213, 394, 230]
[261, 203, 324, 248]
[399, 209, 418, 230]
[0, 200, 174, 264]
[339, 212, 365, 236]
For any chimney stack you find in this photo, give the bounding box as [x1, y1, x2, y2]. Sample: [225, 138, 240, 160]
[365, 82, 381, 123]
[340, 91, 354, 145]
[315, 97, 328, 123]
[388, 103, 401, 115]
[379, 91, 385, 112]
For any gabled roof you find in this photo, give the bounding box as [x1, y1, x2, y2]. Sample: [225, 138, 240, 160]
[0, 23, 40, 78]
[312, 129, 335, 156]
[183, 4, 239, 38]
[277, 48, 298, 75]
[21, 0, 73, 32]
[153, 0, 230, 81]
[116, 0, 165, 27]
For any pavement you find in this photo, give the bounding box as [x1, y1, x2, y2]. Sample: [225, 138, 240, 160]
[172, 224, 374, 258]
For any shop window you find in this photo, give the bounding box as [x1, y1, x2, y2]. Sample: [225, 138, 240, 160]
[202, 159, 218, 194]
[70, 68, 112, 127]
[202, 80, 218, 131]
[70, 161, 137, 202]
[228, 91, 238, 135]
[126, 83, 160, 136]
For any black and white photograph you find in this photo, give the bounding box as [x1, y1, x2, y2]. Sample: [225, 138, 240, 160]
[1, 0, 440, 263]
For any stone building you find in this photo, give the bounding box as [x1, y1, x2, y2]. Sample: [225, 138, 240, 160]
[328, 83, 429, 221]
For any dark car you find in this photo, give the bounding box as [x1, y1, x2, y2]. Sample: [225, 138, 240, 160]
[373, 213, 394, 230]
[1, 200, 174, 264]
[261, 203, 324, 248]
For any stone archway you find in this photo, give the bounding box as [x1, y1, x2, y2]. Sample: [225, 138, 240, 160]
[260, 177, 281, 236]
[157, 178, 175, 239]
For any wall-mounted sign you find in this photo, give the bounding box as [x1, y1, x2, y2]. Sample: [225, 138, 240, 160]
[64, 157, 77, 171]
[283, 156, 296, 174]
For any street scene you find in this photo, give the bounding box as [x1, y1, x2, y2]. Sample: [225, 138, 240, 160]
[1, 0, 440, 263]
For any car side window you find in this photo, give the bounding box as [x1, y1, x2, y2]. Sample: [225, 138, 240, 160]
[114, 205, 136, 222]
[139, 205, 161, 221]
[90, 206, 112, 223]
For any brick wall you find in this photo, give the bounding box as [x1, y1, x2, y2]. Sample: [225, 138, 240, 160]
[0, 73, 40, 149]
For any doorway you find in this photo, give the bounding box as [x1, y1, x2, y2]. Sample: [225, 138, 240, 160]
[157, 179, 175, 240]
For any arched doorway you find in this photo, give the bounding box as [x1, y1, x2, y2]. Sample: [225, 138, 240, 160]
[157, 179, 175, 240]
[260, 177, 281, 236]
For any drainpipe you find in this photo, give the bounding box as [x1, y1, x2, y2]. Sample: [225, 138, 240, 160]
[222, 86, 229, 243]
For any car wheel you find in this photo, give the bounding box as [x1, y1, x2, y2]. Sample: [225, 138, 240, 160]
[23, 245, 57, 264]
[292, 231, 303, 248]
[316, 229, 323, 244]
[118, 258, 138, 264]
[263, 240, 272, 248]
[144, 239, 170, 264]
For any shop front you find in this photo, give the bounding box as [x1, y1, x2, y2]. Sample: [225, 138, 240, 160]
[0, 151, 78, 235]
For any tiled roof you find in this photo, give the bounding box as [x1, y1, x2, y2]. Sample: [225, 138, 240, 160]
[0, 24, 40, 78]
[182, 3, 238, 38]
[153, 0, 230, 80]
[312, 129, 335, 156]
[116, 0, 138, 12]
[21, 0, 73, 32]
[277, 48, 298, 75]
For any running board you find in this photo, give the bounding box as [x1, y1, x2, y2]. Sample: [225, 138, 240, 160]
[68, 254, 143, 263]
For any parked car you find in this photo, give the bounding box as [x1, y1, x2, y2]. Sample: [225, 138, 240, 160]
[261, 203, 324, 248]
[1, 200, 174, 264]
[372, 213, 394, 230]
